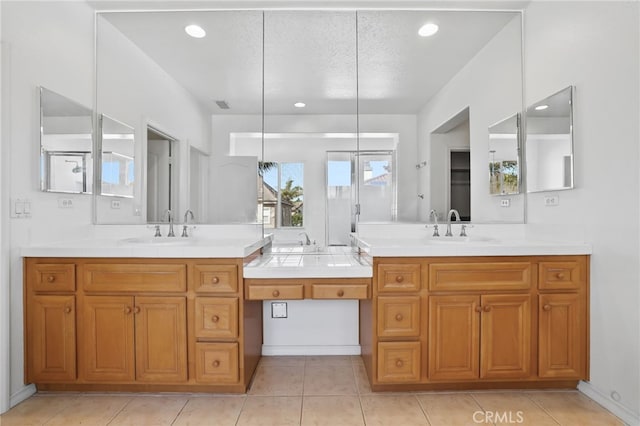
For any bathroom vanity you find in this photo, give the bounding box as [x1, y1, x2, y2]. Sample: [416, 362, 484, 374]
[22, 229, 591, 393]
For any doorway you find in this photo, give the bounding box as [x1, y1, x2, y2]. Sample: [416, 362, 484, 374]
[450, 150, 471, 221]
[147, 127, 179, 222]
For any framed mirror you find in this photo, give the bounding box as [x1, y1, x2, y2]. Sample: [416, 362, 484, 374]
[488, 113, 520, 196]
[39, 87, 93, 194]
[525, 86, 574, 193]
[99, 114, 134, 198]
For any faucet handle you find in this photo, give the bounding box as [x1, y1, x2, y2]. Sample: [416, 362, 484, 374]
[154, 225, 162, 237]
[431, 224, 440, 237]
[459, 224, 474, 237]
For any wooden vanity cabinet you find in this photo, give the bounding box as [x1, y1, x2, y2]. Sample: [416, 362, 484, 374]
[24, 257, 261, 393]
[362, 255, 589, 391]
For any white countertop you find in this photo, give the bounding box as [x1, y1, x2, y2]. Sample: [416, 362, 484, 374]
[21, 236, 270, 259]
[244, 246, 373, 278]
[355, 235, 592, 257]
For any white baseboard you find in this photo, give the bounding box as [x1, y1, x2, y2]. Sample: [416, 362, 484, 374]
[578, 381, 639, 426]
[10, 384, 35, 408]
[261, 345, 361, 356]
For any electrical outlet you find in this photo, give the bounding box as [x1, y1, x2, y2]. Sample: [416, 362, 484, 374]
[544, 195, 559, 206]
[500, 199, 510, 207]
[271, 302, 287, 318]
[111, 200, 121, 209]
[58, 198, 73, 208]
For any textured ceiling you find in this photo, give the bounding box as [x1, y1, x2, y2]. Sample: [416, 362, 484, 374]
[100, 9, 519, 115]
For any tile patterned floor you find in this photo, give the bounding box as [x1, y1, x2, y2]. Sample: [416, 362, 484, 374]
[0, 356, 623, 426]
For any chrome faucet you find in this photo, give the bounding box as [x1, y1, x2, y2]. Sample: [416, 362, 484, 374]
[428, 209, 440, 237]
[445, 209, 461, 237]
[163, 209, 175, 237]
[182, 209, 195, 237]
[298, 232, 311, 245]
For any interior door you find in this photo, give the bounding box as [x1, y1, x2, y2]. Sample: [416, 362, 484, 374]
[358, 151, 396, 223]
[147, 139, 171, 222]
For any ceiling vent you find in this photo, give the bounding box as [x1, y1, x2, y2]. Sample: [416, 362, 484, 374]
[215, 100, 230, 110]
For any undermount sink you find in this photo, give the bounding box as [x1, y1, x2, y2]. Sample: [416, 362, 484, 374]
[425, 235, 499, 244]
[119, 237, 192, 246]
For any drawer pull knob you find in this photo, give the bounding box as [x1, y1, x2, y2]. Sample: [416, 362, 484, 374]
[395, 313, 403, 321]
[125, 307, 132, 314]
[337, 290, 345, 297]
[272, 290, 280, 298]
[483, 305, 491, 312]
[212, 315, 220, 323]
[395, 359, 404, 368]
[212, 360, 220, 367]
[47, 275, 56, 283]
[395, 276, 404, 283]
[556, 273, 565, 279]
[64, 306, 72, 314]
[133, 306, 141, 314]
[212, 277, 220, 284]
[543, 304, 552, 311]
[474, 306, 483, 313]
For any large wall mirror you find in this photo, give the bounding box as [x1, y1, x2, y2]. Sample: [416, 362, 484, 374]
[40, 87, 93, 194]
[525, 86, 574, 193]
[93, 8, 525, 232]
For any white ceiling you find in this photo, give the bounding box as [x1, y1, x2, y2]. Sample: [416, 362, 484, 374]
[99, 8, 520, 115]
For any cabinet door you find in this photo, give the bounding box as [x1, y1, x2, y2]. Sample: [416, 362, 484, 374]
[480, 294, 531, 379]
[135, 296, 187, 382]
[428, 295, 480, 380]
[83, 295, 135, 382]
[28, 295, 76, 382]
[539, 293, 584, 378]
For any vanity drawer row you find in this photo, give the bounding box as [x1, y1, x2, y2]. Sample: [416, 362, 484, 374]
[24, 258, 261, 392]
[244, 277, 371, 300]
[364, 256, 589, 390]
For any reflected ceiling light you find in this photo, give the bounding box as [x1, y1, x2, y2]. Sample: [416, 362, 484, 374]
[535, 104, 549, 111]
[294, 102, 306, 108]
[418, 23, 439, 37]
[185, 24, 206, 38]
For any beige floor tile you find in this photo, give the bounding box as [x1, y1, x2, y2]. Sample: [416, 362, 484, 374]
[471, 392, 559, 425]
[107, 395, 188, 425]
[416, 393, 483, 426]
[360, 395, 428, 426]
[305, 355, 354, 366]
[301, 396, 364, 426]
[172, 396, 245, 426]
[303, 364, 357, 396]
[259, 355, 307, 367]
[236, 396, 302, 426]
[0, 394, 78, 426]
[526, 391, 624, 425]
[248, 364, 305, 396]
[45, 395, 131, 426]
[353, 362, 373, 395]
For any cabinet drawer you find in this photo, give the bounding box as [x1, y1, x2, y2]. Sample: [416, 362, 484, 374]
[194, 265, 238, 293]
[83, 264, 186, 292]
[311, 283, 369, 299]
[31, 264, 76, 292]
[377, 341, 421, 383]
[195, 342, 239, 384]
[539, 261, 583, 291]
[195, 298, 239, 339]
[429, 262, 531, 292]
[377, 263, 421, 293]
[246, 283, 304, 300]
[377, 296, 421, 338]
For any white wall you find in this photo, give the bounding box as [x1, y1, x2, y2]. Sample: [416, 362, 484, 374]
[417, 16, 524, 223]
[524, 2, 639, 423]
[0, 1, 9, 413]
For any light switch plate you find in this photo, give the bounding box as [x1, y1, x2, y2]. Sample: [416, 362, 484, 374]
[271, 302, 287, 318]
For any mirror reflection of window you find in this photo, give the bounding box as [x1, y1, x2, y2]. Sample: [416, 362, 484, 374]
[39, 87, 93, 194]
[525, 86, 574, 193]
[262, 162, 304, 228]
[488, 113, 520, 196]
[100, 114, 135, 198]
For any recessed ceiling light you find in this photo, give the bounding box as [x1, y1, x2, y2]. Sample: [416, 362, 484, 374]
[418, 23, 439, 37]
[185, 24, 206, 39]
[294, 102, 306, 108]
[535, 104, 549, 111]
